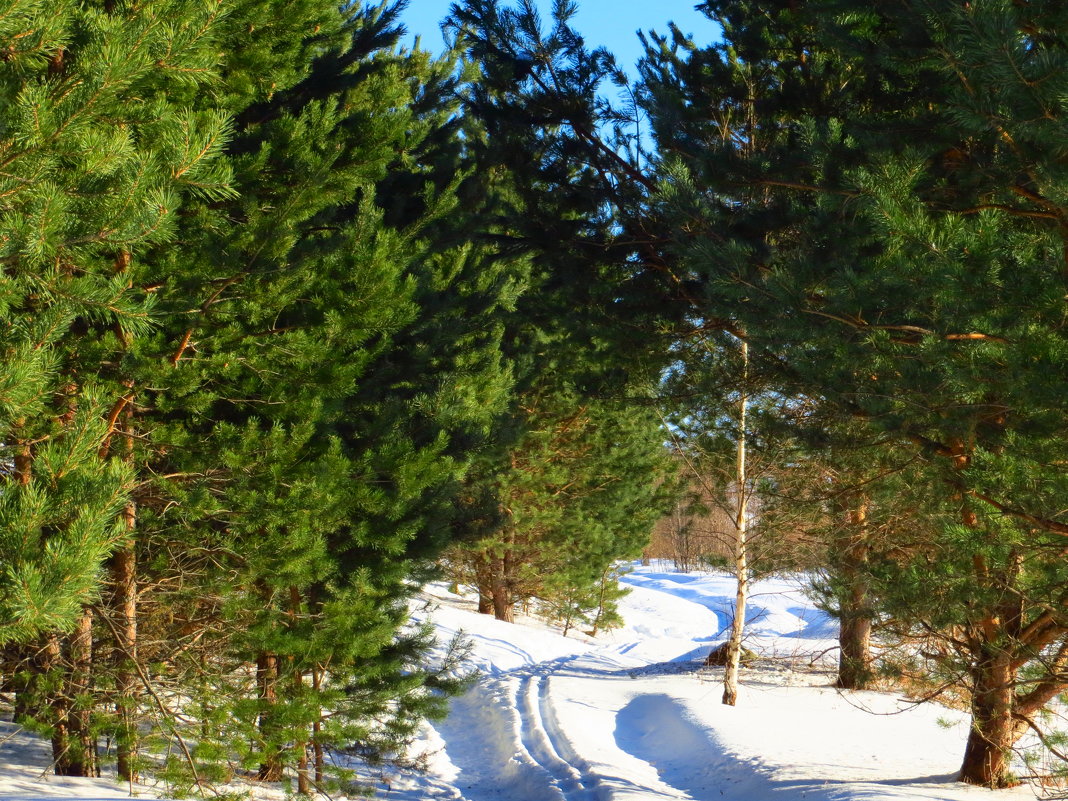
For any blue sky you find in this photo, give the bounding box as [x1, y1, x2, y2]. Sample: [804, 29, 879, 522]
[398, 0, 720, 74]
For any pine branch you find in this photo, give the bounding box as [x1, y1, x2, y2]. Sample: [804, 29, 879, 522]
[968, 490, 1068, 538]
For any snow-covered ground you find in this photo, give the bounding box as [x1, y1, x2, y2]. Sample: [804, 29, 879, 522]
[391, 563, 1037, 801]
[0, 563, 1044, 800]
[0, 717, 135, 800]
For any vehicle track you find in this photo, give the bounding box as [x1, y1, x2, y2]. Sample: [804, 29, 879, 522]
[436, 648, 706, 801]
[514, 669, 599, 801]
[436, 674, 565, 801]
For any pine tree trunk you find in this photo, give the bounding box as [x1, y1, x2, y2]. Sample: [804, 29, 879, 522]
[10, 643, 33, 723]
[42, 633, 78, 776]
[312, 667, 324, 784]
[491, 576, 514, 622]
[13, 431, 33, 725]
[959, 650, 1018, 787]
[13, 438, 31, 487]
[837, 609, 872, 691]
[257, 652, 283, 782]
[113, 530, 138, 782]
[723, 339, 748, 708]
[63, 609, 96, 778]
[289, 587, 311, 796]
[951, 441, 1020, 788]
[293, 707, 310, 795]
[44, 615, 97, 778]
[296, 744, 310, 796]
[110, 383, 139, 782]
[490, 553, 514, 622]
[473, 558, 494, 614]
[10, 426, 34, 724]
[836, 499, 872, 690]
[591, 570, 610, 637]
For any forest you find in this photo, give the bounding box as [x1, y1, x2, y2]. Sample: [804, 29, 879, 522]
[2, 0, 1068, 796]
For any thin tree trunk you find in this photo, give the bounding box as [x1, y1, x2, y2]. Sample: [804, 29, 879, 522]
[312, 666, 324, 785]
[723, 339, 749, 707]
[10, 436, 35, 723]
[114, 394, 138, 782]
[113, 534, 137, 781]
[296, 743, 310, 796]
[289, 587, 311, 796]
[256, 652, 283, 782]
[836, 498, 872, 690]
[10, 643, 33, 723]
[591, 569, 610, 637]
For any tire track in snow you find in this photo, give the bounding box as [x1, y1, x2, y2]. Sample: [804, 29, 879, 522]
[513, 653, 707, 801]
[515, 671, 598, 801]
[435, 674, 565, 801]
[434, 632, 725, 801]
[434, 654, 606, 801]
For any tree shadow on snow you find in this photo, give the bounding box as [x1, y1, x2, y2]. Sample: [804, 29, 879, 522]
[611, 694, 968, 801]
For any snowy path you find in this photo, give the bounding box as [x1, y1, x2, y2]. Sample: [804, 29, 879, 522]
[0, 565, 1042, 801]
[439, 661, 604, 801]
[398, 567, 1036, 801]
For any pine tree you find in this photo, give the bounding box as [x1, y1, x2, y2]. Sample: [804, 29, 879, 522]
[0, 0, 231, 646]
[0, 1, 235, 776]
[2, 0, 522, 790]
[644, 0, 1068, 786]
[117, 2, 520, 792]
[444, 0, 682, 628]
[456, 381, 670, 624]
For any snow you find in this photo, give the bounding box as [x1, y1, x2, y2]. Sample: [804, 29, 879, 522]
[0, 562, 1043, 800]
[392, 563, 1037, 801]
[0, 719, 134, 799]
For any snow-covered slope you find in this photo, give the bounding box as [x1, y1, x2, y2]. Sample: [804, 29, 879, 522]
[396, 563, 1035, 801]
[0, 563, 1039, 800]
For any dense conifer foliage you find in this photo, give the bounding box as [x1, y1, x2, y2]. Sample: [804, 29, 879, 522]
[641, 0, 1068, 787]
[441, 0, 679, 626]
[0, 0, 672, 793]
[0, 0, 233, 648]
[0, 0, 514, 792]
[7, 0, 1068, 795]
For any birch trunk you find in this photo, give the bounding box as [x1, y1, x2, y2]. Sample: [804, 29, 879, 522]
[722, 339, 749, 707]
